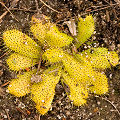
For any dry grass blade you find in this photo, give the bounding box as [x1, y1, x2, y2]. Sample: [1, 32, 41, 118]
[1, 81, 10, 87]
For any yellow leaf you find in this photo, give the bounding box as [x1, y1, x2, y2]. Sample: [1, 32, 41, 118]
[7, 53, 38, 71]
[8, 71, 35, 97]
[31, 66, 61, 114]
[62, 72, 88, 106]
[77, 15, 95, 47]
[3, 29, 41, 58]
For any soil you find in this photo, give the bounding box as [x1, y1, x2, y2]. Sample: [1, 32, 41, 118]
[0, 0, 120, 120]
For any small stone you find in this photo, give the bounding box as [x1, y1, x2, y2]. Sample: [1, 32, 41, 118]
[66, 111, 71, 116]
[57, 115, 61, 119]
[6, 89, 9, 93]
[109, 74, 112, 79]
[18, 102, 25, 109]
[4, 115, 7, 118]
[97, 101, 100, 105]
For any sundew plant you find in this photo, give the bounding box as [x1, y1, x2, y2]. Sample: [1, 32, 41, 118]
[2, 13, 119, 115]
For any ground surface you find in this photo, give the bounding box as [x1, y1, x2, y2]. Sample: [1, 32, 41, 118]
[0, 0, 120, 120]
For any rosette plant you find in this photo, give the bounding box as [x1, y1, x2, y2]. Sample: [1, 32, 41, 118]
[2, 13, 119, 115]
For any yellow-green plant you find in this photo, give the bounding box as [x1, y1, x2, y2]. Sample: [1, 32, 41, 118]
[3, 29, 41, 58]
[31, 65, 61, 115]
[76, 15, 95, 47]
[81, 47, 119, 69]
[7, 53, 38, 71]
[61, 72, 88, 106]
[2, 14, 119, 115]
[8, 70, 36, 97]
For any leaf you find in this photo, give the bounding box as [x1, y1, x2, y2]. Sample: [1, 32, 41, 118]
[64, 19, 77, 36]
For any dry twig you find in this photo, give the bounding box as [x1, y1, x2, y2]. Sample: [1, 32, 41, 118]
[40, 0, 61, 13]
[35, 0, 39, 10]
[0, 50, 12, 59]
[4, 109, 10, 120]
[103, 0, 117, 19]
[9, 8, 37, 12]
[0, 1, 19, 22]
[56, 3, 118, 24]
[102, 97, 120, 116]
[37, 55, 42, 74]
[1, 81, 10, 87]
[114, 0, 120, 7]
[16, 107, 28, 116]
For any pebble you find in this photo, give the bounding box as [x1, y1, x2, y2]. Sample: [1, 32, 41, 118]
[3, 115, 7, 118]
[66, 111, 71, 116]
[18, 102, 25, 109]
[57, 115, 61, 119]
[97, 101, 101, 105]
